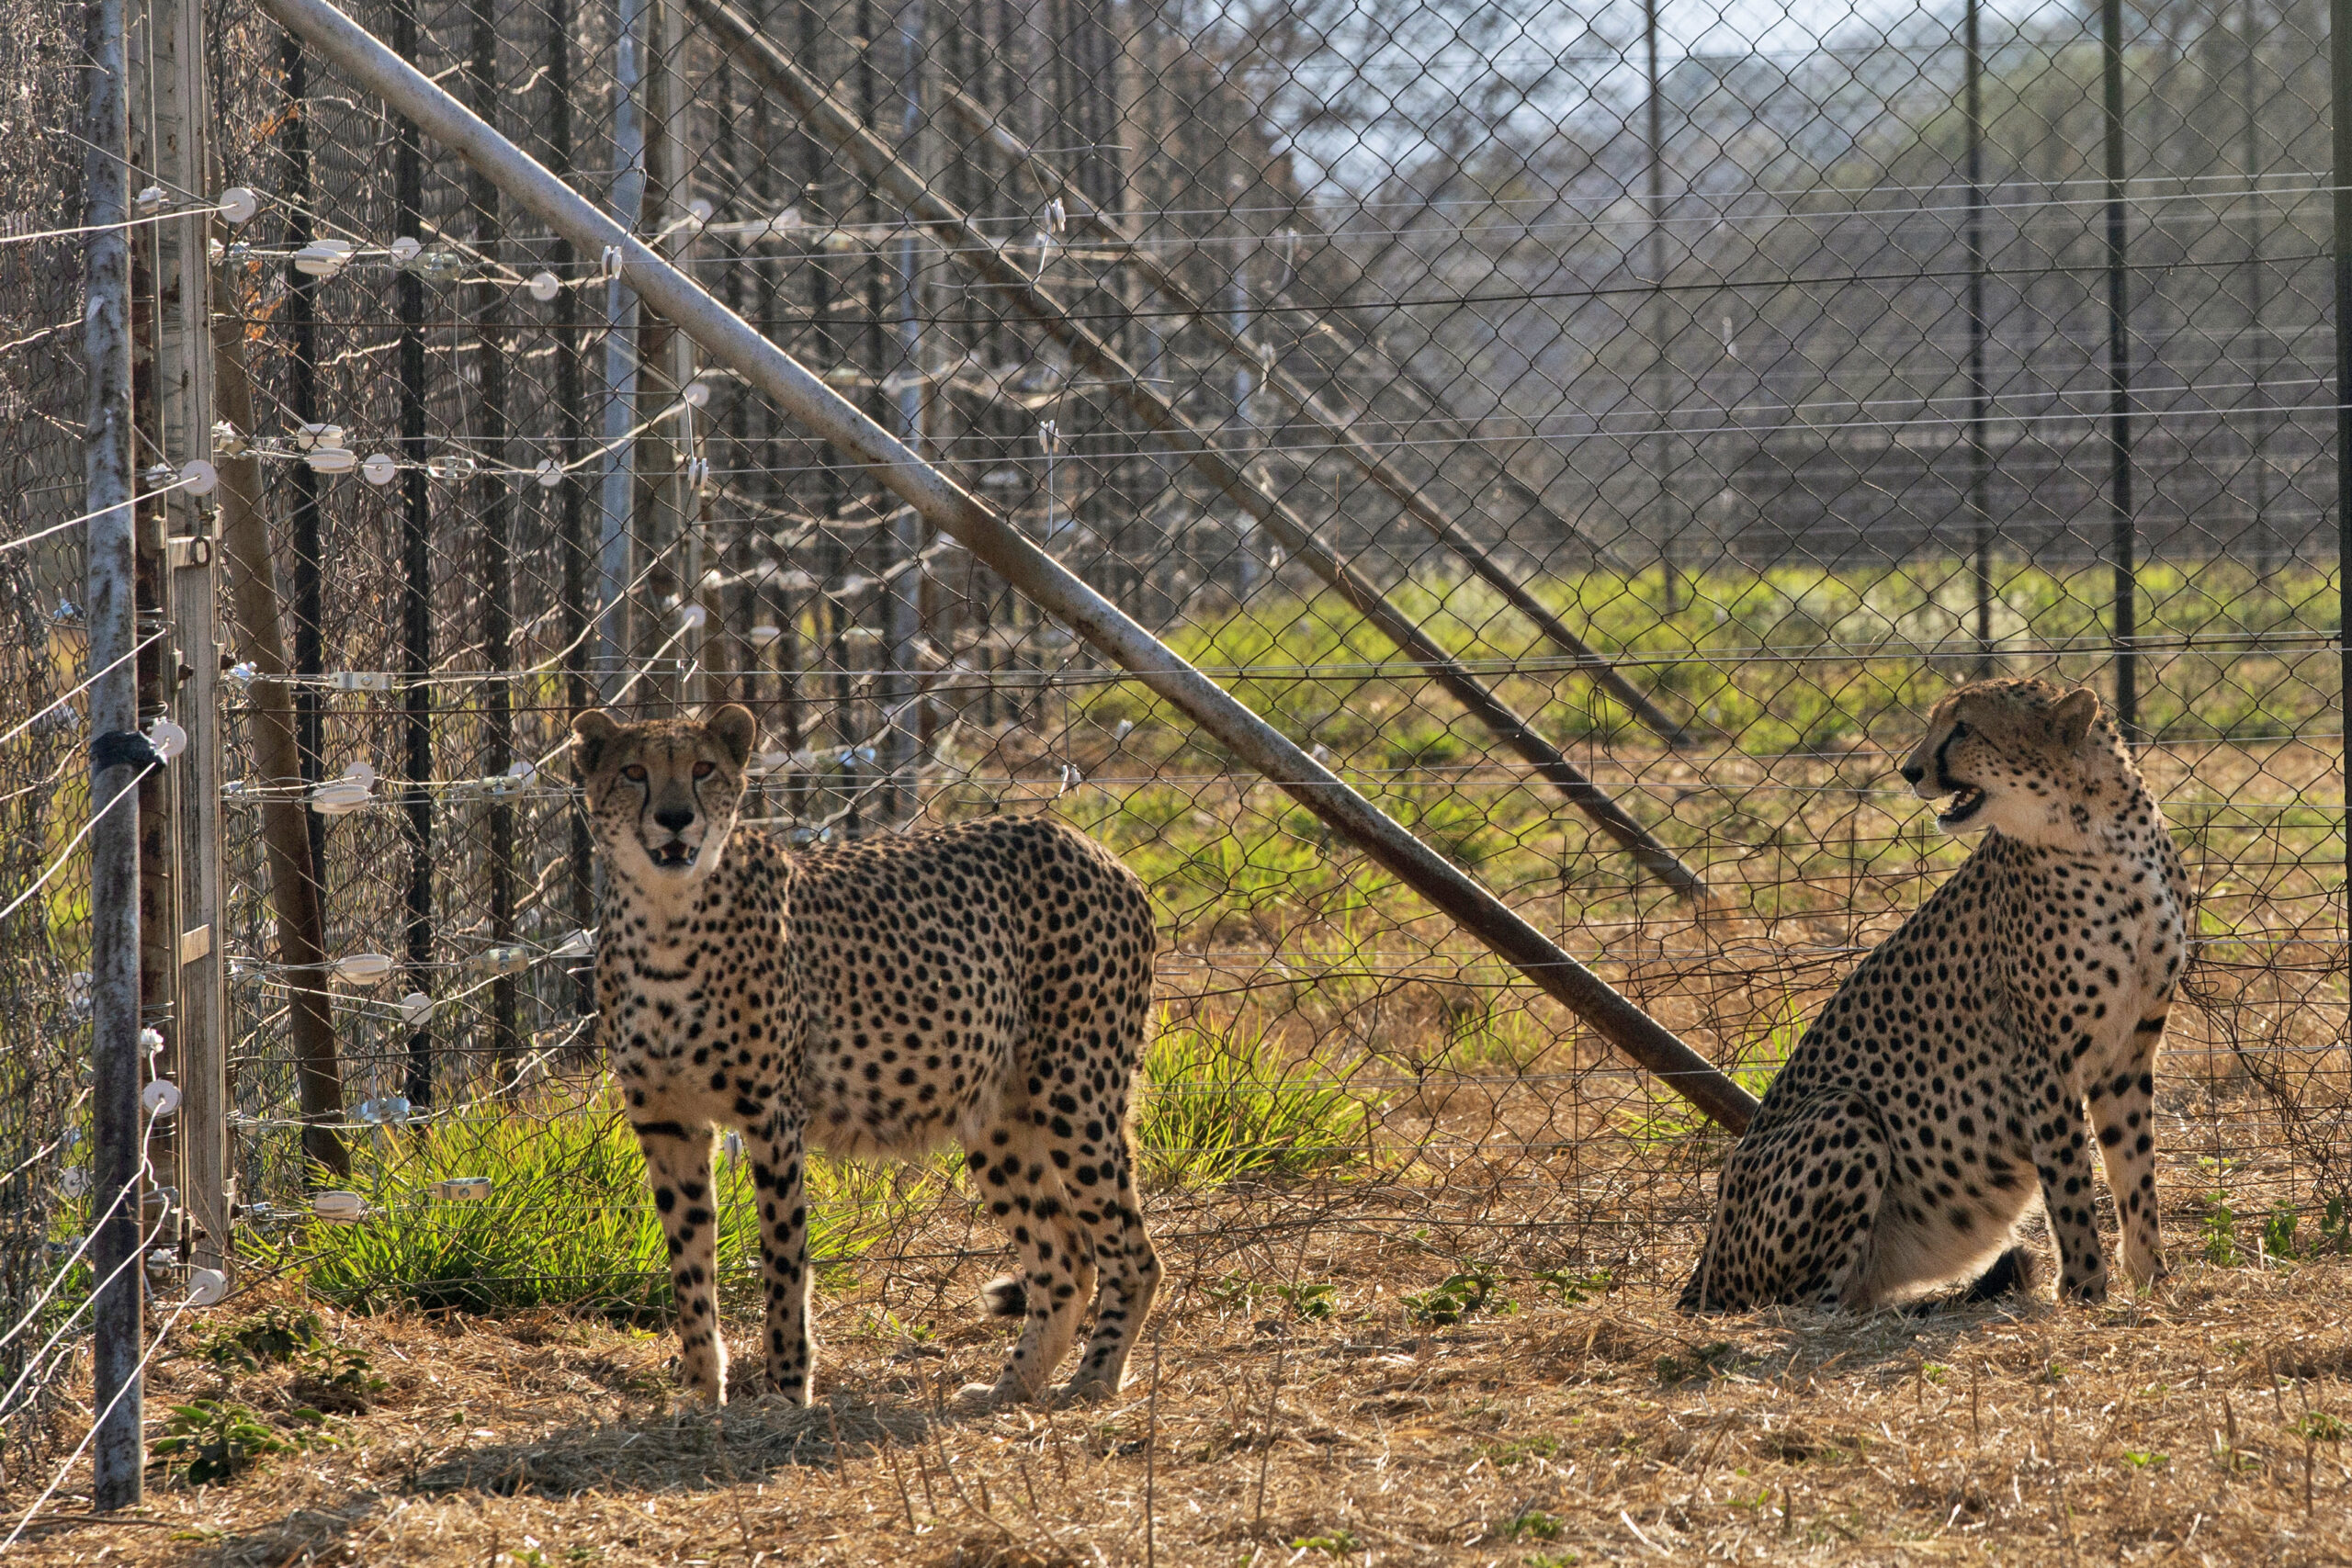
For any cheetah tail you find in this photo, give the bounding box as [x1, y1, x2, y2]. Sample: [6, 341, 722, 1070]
[1955, 1245, 2041, 1303]
[980, 1275, 1028, 1319]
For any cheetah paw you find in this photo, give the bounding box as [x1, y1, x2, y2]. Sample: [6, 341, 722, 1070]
[953, 1380, 1023, 1412]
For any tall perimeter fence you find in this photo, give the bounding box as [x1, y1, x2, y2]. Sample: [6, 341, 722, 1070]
[0, 0, 2345, 1508]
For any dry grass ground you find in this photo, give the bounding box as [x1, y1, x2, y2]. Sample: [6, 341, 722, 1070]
[12, 1244, 2352, 1566]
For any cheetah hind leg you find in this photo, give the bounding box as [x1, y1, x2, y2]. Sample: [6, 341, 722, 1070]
[955, 1115, 1095, 1410]
[1679, 1093, 1892, 1314]
[1056, 1112, 1159, 1403]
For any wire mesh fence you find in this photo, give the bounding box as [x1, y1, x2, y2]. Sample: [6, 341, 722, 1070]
[1, 0, 2347, 1484]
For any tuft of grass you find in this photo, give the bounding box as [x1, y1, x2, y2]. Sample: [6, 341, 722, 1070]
[1137, 1014, 1370, 1189]
[270, 1086, 891, 1321]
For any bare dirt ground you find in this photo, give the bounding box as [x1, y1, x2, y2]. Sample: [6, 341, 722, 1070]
[11, 1246, 2352, 1567]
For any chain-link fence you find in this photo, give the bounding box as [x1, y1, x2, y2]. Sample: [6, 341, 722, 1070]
[2, 0, 2347, 1481]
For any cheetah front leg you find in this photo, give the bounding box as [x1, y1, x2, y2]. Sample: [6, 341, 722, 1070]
[2015, 1067, 2110, 1305]
[2086, 1035, 2168, 1289]
[637, 1119, 729, 1404]
[739, 1111, 817, 1405]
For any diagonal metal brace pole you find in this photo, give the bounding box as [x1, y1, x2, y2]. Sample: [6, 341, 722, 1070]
[680, 0, 1706, 899]
[254, 0, 1753, 1128]
[932, 81, 1699, 751]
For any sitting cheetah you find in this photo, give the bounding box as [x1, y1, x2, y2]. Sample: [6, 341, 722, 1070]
[1680, 677, 2189, 1313]
[572, 704, 1160, 1406]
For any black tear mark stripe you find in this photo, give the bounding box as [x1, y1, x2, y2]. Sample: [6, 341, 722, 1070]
[2132, 1016, 2167, 1035]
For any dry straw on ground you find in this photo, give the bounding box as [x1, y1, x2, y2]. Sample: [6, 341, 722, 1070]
[9, 1242, 2352, 1565]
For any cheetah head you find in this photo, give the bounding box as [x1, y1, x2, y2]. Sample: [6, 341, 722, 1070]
[571, 705, 757, 886]
[1901, 677, 2132, 845]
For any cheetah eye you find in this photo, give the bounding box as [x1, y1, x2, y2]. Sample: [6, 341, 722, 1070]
[1949, 722, 1970, 739]
[692, 760, 716, 780]
[621, 763, 648, 784]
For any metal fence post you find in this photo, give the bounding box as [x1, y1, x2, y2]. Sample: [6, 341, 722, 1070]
[2334, 0, 2352, 936]
[599, 0, 651, 705]
[81, 0, 145, 1510]
[2101, 0, 2138, 744]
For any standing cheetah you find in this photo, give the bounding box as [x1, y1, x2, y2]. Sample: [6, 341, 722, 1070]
[1681, 678, 2190, 1313]
[572, 704, 1160, 1406]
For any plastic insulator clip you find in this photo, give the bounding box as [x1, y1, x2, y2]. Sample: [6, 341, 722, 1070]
[90, 730, 164, 774]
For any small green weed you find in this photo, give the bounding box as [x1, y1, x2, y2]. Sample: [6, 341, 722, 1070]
[1501, 1509, 1563, 1540]
[1481, 1435, 1561, 1468]
[1292, 1529, 1360, 1556]
[196, 1309, 324, 1372]
[2294, 1411, 2347, 1443]
[2120, 1449, 2168, 1470]
[2201, 1196, 2241, 1267]
[1405, 1268, 1506, 1325]
[1532, 1268, 1614, 1305]
[150, 1400, 330, 1486]
[1272, 1280, 1339, 1320]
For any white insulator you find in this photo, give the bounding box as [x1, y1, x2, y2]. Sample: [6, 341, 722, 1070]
[425, 455, 476, 480]
[682, 380, 711, 409]
[133, 186, 168, 218]
[749, 624, 782, 648]
[333, 952, 396, 987]
[187, 1268, 230, 1307]
[295, 423, 345, 452]
[527, 270, 560, 302]
[678, 602, 707, 631]
[60, 1168, 91, 1199]
[428, 1177, 493, 1201]
[332, 672, 394, 693]
[216, 187, 259, 227]
[292, 239, 354, 277]
[398, 991, 434, 1027]
[390, 235, 422, 265]
[310, 782, 372, 816]
[535, 458, 564, 489]
[686, 197, 714, 226]
[548, 929, 594, 960]
[311, 1190, 369, 1224]
[769, 206, 803, 235]
[357, 1095, 412, 1125]
[361, 453, 398, 487]
[179, 458, 218, 496]
[212, 421, 250, 457]
[145, 719, 187, 761]
[138, 1027, 164, 1055]
[141, 1079, 181, 1117]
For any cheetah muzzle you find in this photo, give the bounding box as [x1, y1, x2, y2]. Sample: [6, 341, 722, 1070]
[1681, 677, 2190, 1314]
[574, 704, 1162, 1409]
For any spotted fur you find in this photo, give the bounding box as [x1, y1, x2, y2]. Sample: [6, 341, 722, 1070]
[573, 705, 1160, 1407]
[1680, 678, 2190, 1314]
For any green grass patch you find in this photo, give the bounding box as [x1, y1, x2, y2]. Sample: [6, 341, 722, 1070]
[270, 1087, 898, 1321]
[1137, 1013, 1371, 1189]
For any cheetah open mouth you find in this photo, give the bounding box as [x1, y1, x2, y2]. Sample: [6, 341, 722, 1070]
[1937, 785, 1987, 828]
[650, 840, 695, 869]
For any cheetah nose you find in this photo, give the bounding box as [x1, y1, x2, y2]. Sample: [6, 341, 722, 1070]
[653, 806, 695, 834]
[1899, 763, 1925, 785]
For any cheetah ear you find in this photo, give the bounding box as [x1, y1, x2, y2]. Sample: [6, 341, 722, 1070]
[705, 703, 757, 768]
[571, 709, 620, 773]
[2052, 687, 2100, 749]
